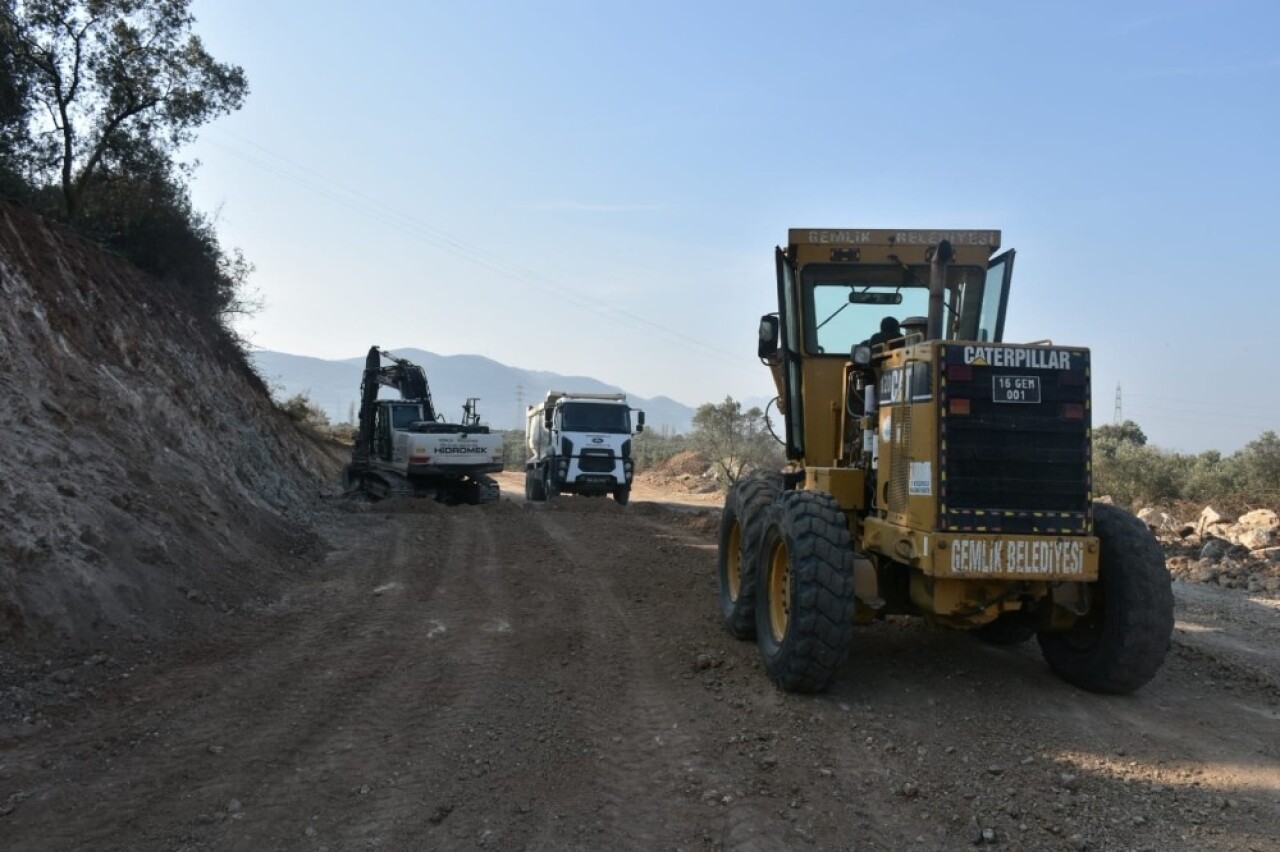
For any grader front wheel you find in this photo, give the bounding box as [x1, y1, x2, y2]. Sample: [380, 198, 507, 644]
[753, 490, 855, 693]
[716, 472, 783, 640]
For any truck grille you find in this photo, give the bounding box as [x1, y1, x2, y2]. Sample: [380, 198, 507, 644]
[578, 449, 616, 473]
[937, 345, 1092, 535]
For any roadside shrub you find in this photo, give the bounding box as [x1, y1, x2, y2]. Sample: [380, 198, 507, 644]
[279, 393, 330, 429]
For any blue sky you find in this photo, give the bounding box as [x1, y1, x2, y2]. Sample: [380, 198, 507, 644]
[187, 0, 1280, 453]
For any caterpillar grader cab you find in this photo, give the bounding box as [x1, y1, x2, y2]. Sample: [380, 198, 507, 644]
[343, 346, 503, 504]
[718, 229, 1173, 694]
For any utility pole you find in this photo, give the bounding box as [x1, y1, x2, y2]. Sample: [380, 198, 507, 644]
[1114, 382, 1122, 424]
[515, 383, 524, 431]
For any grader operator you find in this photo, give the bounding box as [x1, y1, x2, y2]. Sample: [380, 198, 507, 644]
[717, 229, 1173, 694]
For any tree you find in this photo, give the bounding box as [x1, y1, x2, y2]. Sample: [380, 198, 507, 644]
[2, 0, 247, 219]
[1093, 420, 1148, 459]
[689, 396, 783, 488]
[0, 0, 37, 195]
[1235, 430, 1280, 501]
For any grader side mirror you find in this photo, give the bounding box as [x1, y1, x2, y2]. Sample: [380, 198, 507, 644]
[758, 315, 780, 359]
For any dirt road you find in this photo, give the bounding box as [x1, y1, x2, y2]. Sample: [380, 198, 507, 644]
[2, 488, 1279, 851]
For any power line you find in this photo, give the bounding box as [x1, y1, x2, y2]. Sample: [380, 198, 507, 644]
[203, 129, 745, 367]
[1128, 391, 1280, 417]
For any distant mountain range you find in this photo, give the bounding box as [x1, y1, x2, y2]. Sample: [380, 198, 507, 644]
[250, 348, 709, 435]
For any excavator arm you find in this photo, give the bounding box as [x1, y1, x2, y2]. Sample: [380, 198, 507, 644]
[353, 346, 439, 464]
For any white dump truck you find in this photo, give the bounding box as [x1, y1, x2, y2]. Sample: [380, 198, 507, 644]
[525, 391, 644, 505]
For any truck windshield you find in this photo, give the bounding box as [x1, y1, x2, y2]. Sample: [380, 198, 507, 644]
[560, 403, 630, 433]
[801, 264, 986, 354]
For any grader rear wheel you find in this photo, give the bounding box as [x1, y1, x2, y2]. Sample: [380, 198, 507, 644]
[753, 490, 855, 693]
[1037, 502, 1175, 694]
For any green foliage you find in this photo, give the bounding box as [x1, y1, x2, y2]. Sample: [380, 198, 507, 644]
[0, 1, 36, 199]
[1235, 431, 1280, 502]
[497, 429, 527, 471]
[1093, 420, 1148, 455]
[0, 0, 253, 343]
[689, 396, 784, 489]
[1091, 441, 1181, 508]
[631, 429, 691, 470]
[3, 0, 248, 219]
[1092, 423, 1280, 509]
[279, 393, 330, 429]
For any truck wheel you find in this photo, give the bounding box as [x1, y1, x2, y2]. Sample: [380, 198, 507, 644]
[612, 486, 630, 506]
[526, 468, 546, 502]
[1037, 503, 1174, 694]
[717, 471, 783, 640]
[544, 468, 558, 500]
[753, 490, 855, 693]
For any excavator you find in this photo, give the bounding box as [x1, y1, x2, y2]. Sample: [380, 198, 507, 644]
[342, 346, 503, 504]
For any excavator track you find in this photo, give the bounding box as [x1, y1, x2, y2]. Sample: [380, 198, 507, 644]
[344, 468, 501, 506]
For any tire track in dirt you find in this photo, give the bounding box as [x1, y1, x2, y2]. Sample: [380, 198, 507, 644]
[523, 507, 709, 849]
[618, 507, 800, 851]
[3, 503, 533, 850]
[6, 495, 1280, 851]
[523, 503, 813, 851]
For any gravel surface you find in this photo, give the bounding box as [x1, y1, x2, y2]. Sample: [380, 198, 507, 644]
[2, 488, 1278, 851]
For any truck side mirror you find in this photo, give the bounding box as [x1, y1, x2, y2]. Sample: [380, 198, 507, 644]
[544, 411, 553, 429]
[758, 315, 780, 359]
[635, 410, 645, 433]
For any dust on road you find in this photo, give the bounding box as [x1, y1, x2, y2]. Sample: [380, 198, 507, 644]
[2, 491, 1278, 851]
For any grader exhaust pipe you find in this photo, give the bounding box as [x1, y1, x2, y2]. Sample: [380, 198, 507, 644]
[926, 239, 955, 341]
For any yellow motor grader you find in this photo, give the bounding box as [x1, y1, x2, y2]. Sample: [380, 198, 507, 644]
[718, 229, 1173, 694]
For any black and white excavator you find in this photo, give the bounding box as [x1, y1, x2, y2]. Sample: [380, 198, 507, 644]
[342, 346, 503, 504]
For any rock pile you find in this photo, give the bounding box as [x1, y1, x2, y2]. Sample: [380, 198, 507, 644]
[1141, 506, 1280, 595]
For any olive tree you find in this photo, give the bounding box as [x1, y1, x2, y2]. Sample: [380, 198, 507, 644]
[1, 0, 247, 219]
[690, 396, 783, 489]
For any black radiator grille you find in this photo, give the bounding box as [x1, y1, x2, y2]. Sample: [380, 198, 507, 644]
[578, 450, 616, 473]
[938, 345, 1092, 535]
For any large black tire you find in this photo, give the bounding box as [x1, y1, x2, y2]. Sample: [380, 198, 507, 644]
[526, 468, 546, 502]
[612, 486, 630, 506]
[717, 471, 783, 640]
[753, 490, 855, 693]
[1037, 502, 1175, 694]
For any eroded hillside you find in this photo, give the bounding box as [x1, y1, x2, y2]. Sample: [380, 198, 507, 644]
[0, 201, 337, 654]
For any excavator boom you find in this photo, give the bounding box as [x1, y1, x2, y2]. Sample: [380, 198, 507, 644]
[345, 346, 502, 504]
